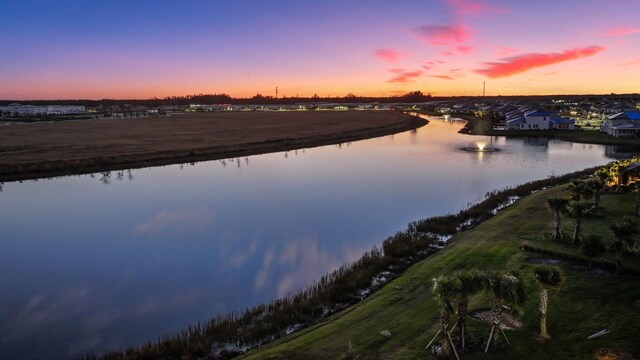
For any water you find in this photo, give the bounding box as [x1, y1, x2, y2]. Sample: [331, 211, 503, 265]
[0, 117, 627, 358]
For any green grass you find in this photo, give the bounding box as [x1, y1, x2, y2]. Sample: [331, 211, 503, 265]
[240, 186, 640, 359]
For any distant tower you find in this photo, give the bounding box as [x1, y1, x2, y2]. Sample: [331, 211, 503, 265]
[483, 81, 486, 97]
[276, 86, 278, 99]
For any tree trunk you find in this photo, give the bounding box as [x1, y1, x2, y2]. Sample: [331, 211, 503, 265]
[615, 250, 623, 274]
[539, 288, 550, 339]
[458, 299, 468, 351]
[440, 307, 451, 356]
[490, 298, 502, 350]
[550, 211, 563, 241]
[572, 217, 582, 244]
[594, 192, 601, 209]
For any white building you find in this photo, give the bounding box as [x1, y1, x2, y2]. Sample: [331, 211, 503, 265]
[0, 103, 85, 116]
[600, 111, 640, 137]
[506, 109, 551, 130]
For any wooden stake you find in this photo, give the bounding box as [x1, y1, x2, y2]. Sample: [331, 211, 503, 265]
[484, 325, 495, 353]
[425, 329, 441, 350]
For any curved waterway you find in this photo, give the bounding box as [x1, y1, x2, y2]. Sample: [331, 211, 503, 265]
[0, 116, 632, 358]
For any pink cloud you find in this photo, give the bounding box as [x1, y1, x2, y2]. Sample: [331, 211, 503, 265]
[475, 46, 605, 78]
[607, 27, 640, 36]
[373, 48, 410, 62]
[413, 24, 469, 46]
[445, 0, 505, 15]
[386, 68, 423, 83]
[457, 45, 473, 54]
[430, 75, 455, 80]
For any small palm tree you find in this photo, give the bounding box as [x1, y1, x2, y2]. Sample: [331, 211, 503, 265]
[610, 217, 638, 273]
[587, 178, 605, 211]
[451, 270, 484, 351]
[568, 180, 592, 202]
[483, 271, 526, 353]
[568, 201, 592, 244]
[580, 234, 606, 269]
[532, 266, 564, 339]
[432, 275, 459, 359]
[547, 197, 569, 242]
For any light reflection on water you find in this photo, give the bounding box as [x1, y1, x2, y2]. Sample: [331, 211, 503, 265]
[0, 117, 631, 358]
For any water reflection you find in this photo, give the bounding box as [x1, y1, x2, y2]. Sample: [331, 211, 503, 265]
[0, 117, 636, 359]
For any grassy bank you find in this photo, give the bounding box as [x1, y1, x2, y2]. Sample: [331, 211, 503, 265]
[241, 183, 640, 359]
[452, 113, 640, 147]
[0, 111, 426, 182]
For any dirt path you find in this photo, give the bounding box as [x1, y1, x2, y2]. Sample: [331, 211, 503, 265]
[0, 111, 426, 181]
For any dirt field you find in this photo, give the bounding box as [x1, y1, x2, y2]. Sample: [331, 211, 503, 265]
[0, 111, 425, 181]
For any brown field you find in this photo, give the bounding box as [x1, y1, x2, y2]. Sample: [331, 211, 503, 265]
[0, 110, 425, 181]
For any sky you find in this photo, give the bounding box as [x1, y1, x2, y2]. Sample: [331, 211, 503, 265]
[1, 0, 639, 99]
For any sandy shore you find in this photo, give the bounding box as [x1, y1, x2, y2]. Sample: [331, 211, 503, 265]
[0, 111, 426, 181]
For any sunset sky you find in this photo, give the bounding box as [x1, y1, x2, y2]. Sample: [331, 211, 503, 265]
[1, 0, 639, 99]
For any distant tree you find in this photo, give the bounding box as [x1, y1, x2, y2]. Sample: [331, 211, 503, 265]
[580, 235, 606, 269]
[610, 216, 638, 273]
[532, 266, 564, 339]
[547, 197, 569, 242]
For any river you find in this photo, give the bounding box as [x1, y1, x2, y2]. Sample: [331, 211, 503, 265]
[0, 116, 629, 358]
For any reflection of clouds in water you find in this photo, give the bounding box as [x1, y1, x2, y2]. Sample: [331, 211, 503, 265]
[228, 238, 259, 268]
[135, 206, 214, 235]
[132, 290, 207, 319]
[2, 287, 91, 342]
[1, 285, 209, 357]
[276, 238, 338, 297]
[254, 249, 275, 291]
[253, 237, 371, 298]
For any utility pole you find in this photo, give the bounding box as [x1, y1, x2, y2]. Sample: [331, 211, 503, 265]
[483, 81, 486, 97]
[275, 86, 278, 99]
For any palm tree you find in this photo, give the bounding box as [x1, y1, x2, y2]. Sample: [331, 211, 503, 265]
[483, 271, 526, 353]
[547, 197, 569, 242]
[587, 178, 605, 211]
[610, 217, 638, 273]
[568, 180, 592, 201]
[451, 270, 484, 352]
[568, 202, 592, 244]
[532, 266, 564, 339]
[432, 275, 459, 359]
[580, 234, 606, 269]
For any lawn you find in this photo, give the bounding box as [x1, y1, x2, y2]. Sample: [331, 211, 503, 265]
[241, 185, 640, 359]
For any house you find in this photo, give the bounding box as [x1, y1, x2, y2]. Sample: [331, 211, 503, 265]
[600, 111, 640, 137]
[549, 116, 575, 130]
[505, 109, 551, 130]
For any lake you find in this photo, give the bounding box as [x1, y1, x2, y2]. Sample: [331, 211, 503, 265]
[0, 116, 626, 359]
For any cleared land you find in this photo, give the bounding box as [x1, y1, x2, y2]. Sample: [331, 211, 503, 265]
[0, 111, 425, 181]
[241, 185, 640, 359]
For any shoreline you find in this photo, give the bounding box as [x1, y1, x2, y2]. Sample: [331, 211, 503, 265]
[429, 112, 640, 147]
[94, 165, 604, 360]
[0, 111, 427, 182]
